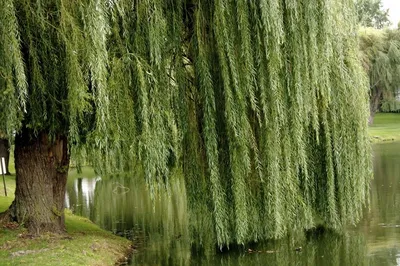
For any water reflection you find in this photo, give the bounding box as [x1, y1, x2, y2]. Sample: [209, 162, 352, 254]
[93, 175, 189, 242]
[65, 142, 400, 265]
[131, 230, 368, 266]
[65, 177, 99, 220]
[356, 143, 400, 265]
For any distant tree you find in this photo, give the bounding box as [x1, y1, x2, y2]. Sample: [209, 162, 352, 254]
[356, 0, 391, 28]
[359, 27, 400, 123]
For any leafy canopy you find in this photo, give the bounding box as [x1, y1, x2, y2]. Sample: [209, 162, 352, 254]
[0, 0, 371, 247]
[359, 27, 400, 111]
[355, 0, 391, 29]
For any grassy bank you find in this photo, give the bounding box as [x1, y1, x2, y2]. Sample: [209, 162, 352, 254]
[369, 113, 400, 143]
[0, 175, 132, 266]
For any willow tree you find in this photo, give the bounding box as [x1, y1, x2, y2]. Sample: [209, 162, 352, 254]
[0, 0, 371, 246]
[359, 27, 400, 123]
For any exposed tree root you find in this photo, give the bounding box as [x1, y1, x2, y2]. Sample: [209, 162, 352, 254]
[0, 209, 13, 226]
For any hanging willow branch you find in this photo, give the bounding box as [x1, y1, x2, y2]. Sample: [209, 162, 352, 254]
[0, 0, 371, 247]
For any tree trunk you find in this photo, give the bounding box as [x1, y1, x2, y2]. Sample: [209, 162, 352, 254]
[1, 130, 69, 234]
[0, 138, 11, 175]
[369, 86, 383, 125]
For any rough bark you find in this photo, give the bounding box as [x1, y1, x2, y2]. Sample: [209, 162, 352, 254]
[0, 130, 69, 234]
[0, 138, 11, 175]
[369, 86, 383, 125]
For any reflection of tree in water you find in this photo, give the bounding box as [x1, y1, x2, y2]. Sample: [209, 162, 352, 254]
[65, 177, 97, 220]
[87, 173, 374, 266]
[371, 145, 400, 222]
[92, 173, 189, 246]
[90, 173, 193, 266]
[65, 144, 400, 266]
[130, 228, 370, 266]
[362, 144, 400, 224]
[357, 143, 400, 262]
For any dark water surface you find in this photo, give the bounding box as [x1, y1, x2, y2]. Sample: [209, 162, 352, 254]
[65, 142, 400, 265]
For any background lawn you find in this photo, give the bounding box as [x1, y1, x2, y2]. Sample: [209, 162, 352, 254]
[369, 113, 400, 142]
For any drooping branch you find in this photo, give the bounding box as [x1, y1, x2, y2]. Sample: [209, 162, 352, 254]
[0, 0, 371, 246]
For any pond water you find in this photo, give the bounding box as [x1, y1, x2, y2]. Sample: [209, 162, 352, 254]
[65, 142, 400, 265]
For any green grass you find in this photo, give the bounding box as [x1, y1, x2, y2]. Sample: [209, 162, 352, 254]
[0, 174, 131, 266]
[0, 175, 15, 198]
[369, 113, 400, 142]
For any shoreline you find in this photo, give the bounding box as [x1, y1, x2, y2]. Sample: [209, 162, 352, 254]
[0, 175, 132, 266]
[369, 113, 400, 143]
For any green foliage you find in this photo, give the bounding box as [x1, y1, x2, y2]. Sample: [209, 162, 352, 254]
[359, 27, 400, 112]
[355, 0, 390, 29]
[0, 0, 371, 247]
[0, 0, 27, 137]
